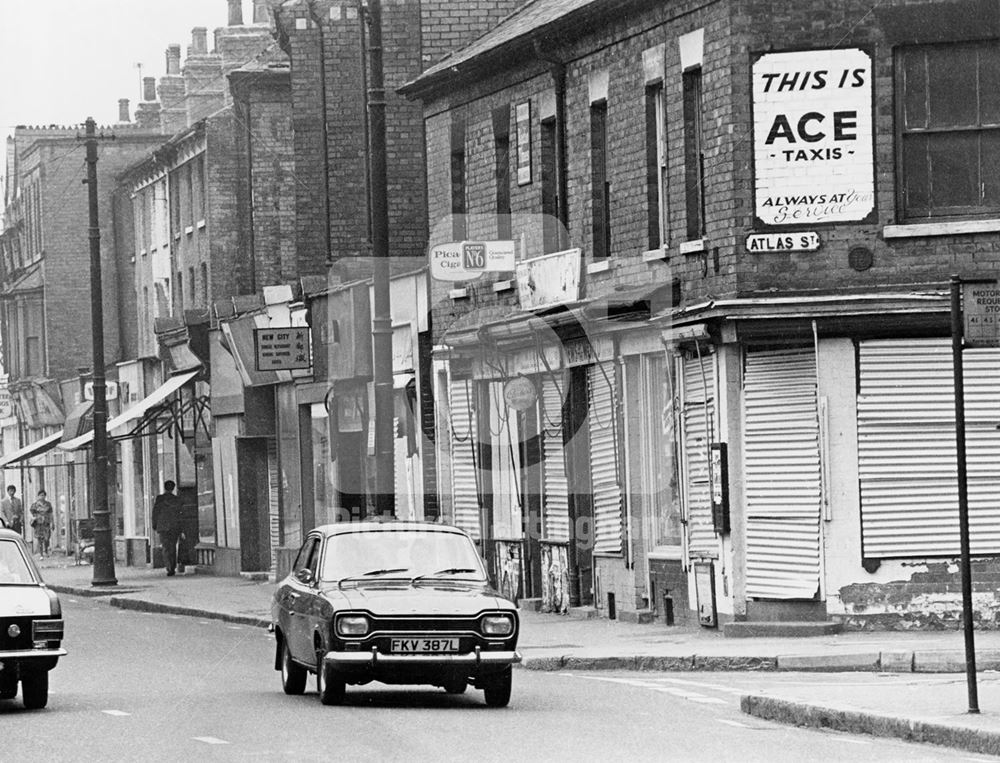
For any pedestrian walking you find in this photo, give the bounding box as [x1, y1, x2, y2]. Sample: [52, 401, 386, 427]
[29, 490, 54, 556]
[151, 480, 184, 576]
[1, 485, 24, 535]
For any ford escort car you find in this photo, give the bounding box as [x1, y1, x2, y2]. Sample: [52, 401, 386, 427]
[0, 528, 65, 709]
[271, 521, 520, 707]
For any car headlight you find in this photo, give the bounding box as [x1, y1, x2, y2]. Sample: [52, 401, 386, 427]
[481, 614, 514, 636]
[336, 615, 370, 637]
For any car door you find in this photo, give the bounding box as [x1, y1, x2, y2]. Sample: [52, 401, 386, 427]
[281, 536, 320, 662]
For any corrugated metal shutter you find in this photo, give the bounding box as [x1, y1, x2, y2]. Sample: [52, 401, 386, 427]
[541, 376, 569, 542]
[267, 438, 280, 578]
[743, 349, 821, 599]
[858, 339, 1000, 557]
[588, 362, 623, 555]
[682, 354, 717, 557]
[449, 378, 480, 540]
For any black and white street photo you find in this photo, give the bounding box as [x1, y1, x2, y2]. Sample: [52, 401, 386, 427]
[3, 0, 1000, 759]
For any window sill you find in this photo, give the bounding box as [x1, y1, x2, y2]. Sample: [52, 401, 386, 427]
[174, 233, 182, 241]
[492, 279, 514, 293]
[679, 238, 706, 255]
[883, 219, 1000, 239]
[642, 246, 669, 262]
[197, 219, 206, 230]
[586, 260, 611, 275]
[449, 287, 468, 300]
[139, 249, 147, 258]
[185, 226, 194, 236]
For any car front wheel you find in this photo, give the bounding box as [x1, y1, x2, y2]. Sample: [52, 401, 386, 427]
[21, 671, 48, 710]
[316, 651, 345, 705]
[482, 666, 512, 708]
[280, 641, 306, 695]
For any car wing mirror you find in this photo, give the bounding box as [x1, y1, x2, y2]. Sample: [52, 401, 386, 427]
[294, 568, 313, 584]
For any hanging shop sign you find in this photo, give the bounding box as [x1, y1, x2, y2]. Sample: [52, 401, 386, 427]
[963, 280, 1000, 348]
[746, 231, 821, 253]
[752, 48, 875, 226]
[254, 327, 312, 371]
[429, 240, 516, 281]
[0, 386, 12, 420]
[515, 248, 581, 309]
[502, 375, 537, 412]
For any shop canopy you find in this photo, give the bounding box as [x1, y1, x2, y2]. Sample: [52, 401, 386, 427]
[0, 430, 63, 468]
[58, 370, 199, 451]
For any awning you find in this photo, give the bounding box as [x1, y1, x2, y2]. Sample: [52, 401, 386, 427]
[58, 370, 199, 451]
[0, 431, 63, 468]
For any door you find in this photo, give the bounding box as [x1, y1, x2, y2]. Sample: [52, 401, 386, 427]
[281, 536, 320, 662]
[236, 438, 271, 573]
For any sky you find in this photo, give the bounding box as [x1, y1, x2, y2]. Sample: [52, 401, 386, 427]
[0, 0, 245, 137]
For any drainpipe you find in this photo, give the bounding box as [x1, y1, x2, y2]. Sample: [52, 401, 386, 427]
[307, 1, 335, 270]
[533, 41, 578, 606]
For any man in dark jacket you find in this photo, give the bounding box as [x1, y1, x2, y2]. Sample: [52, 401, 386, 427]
[152, 480, 184, 576]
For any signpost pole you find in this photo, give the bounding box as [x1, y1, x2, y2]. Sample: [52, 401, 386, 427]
[951, 274, 979, 714]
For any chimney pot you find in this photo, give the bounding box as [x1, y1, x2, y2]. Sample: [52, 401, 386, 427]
[228, 0, 243, 26]
[166, 44, 182, 75]
[143, 77, 157, 102]
[118, 99, 131, 122]
[192, 27, 208, 55]
[252, 0, 270, 24]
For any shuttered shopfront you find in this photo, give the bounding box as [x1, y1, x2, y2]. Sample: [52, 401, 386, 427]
[588, 362, 624, 555]
[541, 376, 570, 542]
[743, 348, 821, 599]
[858, 339, 1000, 558]
[448, 377, 481, 540]
[681, 352, 717, 558]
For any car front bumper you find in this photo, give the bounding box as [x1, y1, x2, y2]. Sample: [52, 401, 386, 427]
[324, 645, 520, 670]
[0, 647, 67, 660]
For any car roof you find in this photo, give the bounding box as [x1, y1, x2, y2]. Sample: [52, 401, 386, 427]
[311, 520, 470, 538]
[0, 528, 26, 541]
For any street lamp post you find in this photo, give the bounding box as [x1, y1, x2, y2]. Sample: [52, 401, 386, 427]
[83, 117, 117, 586]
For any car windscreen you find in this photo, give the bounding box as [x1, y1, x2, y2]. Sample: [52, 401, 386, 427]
[0, 539, 36, 585]
[320, 530, 486, 582]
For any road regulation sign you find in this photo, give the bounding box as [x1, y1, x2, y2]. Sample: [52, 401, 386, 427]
[963, 280, 1000, 348]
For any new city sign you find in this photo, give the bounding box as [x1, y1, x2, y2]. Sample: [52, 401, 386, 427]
[429, 240, 516, 281]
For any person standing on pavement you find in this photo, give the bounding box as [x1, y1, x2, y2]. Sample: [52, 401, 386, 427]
[29, 489, 54, 556]
[1, 485, 24, 534]
[152, 480, 184, 576]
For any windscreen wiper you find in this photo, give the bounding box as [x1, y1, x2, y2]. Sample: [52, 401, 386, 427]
[411, 567, 479, 583]
[338, 567, 409, 589]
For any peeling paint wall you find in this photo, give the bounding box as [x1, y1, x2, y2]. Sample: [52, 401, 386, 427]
[836, 560, 1000, 630]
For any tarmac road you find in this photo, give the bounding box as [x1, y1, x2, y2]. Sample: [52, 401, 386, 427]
[1, 597, 990, 762]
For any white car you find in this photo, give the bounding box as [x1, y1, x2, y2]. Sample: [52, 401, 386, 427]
[0, 528, 65, 709]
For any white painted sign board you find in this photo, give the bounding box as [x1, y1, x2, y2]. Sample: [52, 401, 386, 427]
[255, 327, 312, 371]
[753, 48, 875, 226]
[964, 281, 1000, 348]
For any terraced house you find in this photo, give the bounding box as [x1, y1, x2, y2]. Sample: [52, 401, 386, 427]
[403, 0, 1000, 630]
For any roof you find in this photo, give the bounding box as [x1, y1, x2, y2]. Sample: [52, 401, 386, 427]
[401, 0, 620, 98]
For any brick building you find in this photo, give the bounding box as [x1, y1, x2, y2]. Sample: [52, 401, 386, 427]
[0, 120, 165, 550]
[403, 0, 1000, 629]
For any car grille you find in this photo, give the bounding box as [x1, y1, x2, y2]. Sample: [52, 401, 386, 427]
[365, 615, 481, 635]
[0, 617, 36, 651]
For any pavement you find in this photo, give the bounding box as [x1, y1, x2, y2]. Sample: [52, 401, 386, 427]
[33, 552, 1000, 757]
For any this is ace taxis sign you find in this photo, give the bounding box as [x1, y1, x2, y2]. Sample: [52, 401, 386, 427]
[752, 48, 875, 226]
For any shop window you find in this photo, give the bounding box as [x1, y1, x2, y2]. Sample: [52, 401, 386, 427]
[590, 99, 611, 259]
[897, 40, 1000, 219]
[683, 67, 705, 240]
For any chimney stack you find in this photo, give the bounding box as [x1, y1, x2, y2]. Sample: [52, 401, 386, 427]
[191, 27, 208, 55]
[252, 0, 270, 24]
[118, 99, 131, 122]
[228, 0, 243, 25]
[142, 77, 157, 102]
[165, 44, 182, 75]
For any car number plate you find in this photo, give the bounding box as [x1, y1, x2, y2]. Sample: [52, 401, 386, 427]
[390, 637, 459, 653]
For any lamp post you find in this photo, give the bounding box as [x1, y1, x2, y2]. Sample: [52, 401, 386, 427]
[83, 117, 117, 586]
